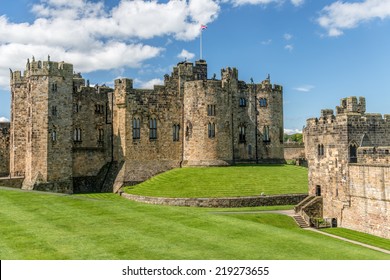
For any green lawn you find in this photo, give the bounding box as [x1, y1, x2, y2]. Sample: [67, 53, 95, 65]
[124, 165, 308, 198]
[322, 228, 390, 251]
[0, 189, 389, 260]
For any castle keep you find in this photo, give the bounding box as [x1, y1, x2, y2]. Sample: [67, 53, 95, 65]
[303, 97, 390, 239]
[3, 57, 284, 193]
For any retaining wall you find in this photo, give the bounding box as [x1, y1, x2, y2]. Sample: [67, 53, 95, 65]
[121, 193, 308, 208]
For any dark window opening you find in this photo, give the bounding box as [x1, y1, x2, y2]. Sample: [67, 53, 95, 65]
[149, 118, 157, 140]
[73, 128, 82, 142]
[173, 124, 180, 141]
[239, 125, 246, 143]
[259, 98, 267, 107]
[349, 144, 357, 163]
[208, 122, 215, 138]
[315, 185, 321, 196]
[239, 98, 246, 107]
[207, 105, 216, 116]
[263, 126, 270, 142]
[133, 118, 140, 140]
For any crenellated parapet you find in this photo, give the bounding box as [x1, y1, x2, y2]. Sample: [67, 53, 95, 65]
[11, 57, 74, 86]
[336, 96, 366, 115]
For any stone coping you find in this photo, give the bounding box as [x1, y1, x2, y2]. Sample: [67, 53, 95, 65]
[120, 192, 308, 208]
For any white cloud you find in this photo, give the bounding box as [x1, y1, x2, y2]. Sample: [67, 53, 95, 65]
[293, 85, 314, 92]
[230, 0, 304, 6]
[0, 117, 9, 122]
[137, 78, 164, 89]
[284, 128, 302, 135]
[291, 0, 304, 7]
[284, 44, 293, 51]
[230, 0, 279, 6]
[177, 49, 195, 60]
[283, 33, 293, 40]
[0, 0, 221, 89]
[261, 39, 272, 45]
[318, 0, 390, 37]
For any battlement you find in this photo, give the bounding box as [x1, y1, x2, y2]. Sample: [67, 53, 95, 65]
[115, 78, 133, 90]
[336, 96, 366, 115]
[357, 146, 390, 164]
[11, 57, 74, 85]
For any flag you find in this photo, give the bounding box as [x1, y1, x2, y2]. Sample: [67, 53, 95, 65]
[201, 24, 207, 30]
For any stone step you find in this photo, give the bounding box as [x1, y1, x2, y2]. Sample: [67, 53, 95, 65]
[293, 215, 309, 228]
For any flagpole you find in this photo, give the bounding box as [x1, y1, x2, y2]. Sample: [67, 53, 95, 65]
[200, 28, 203, 60]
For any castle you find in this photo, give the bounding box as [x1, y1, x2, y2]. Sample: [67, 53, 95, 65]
[302, 97, 390, 239]
[0, 57, 284, 193]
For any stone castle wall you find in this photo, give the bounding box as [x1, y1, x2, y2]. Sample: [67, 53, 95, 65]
[304, 96, 390, 238]
[8, 58, 284, 192]
[284, 143, 305, 160]
[343, 164, 390, 239]
[0, 122, 10, 176]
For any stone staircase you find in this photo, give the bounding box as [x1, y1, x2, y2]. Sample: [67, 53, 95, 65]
[293, 215, 310, 228]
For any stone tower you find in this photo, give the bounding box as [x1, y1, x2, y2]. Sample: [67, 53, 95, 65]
[13, 58, 74, 192]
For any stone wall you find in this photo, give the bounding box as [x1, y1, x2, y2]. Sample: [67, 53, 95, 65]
[343, 164, 390, 239]
[304, 96, 390, 238]
[0, 122, 10, 176]
[121, 192, 307, 208]
[284, 143, 305, 160]
[72, 85, 113, 179]
[0, 177, 23, 188]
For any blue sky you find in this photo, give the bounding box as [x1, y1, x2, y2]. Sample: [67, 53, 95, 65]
[1, 0, 390, 134]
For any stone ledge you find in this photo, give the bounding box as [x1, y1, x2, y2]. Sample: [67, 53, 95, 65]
[120, 193, 308, 208]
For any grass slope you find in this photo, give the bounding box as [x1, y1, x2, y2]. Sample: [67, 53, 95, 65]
[322, 228, 390, 251]
[125, 165, 308, 198]
[0, 189, 388, 260]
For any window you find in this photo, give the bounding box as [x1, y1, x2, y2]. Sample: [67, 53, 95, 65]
[349, 143, 357, 163]
[51, 130, 57, 142]
[173, 124, 180, 141]
[51, 106, 57, 116]
[98, 129, 104, 142]
[73, 103, 79, 113]
[263, 126, 270, 142]
[74, 128, 82, 142]
[132, 118, 140, 139]
[315, 185, 321, 196]
[51, 83, 57, 92]
[259, 98, 267, 107]
[207, 105, 216, 116]
[318, 144, 324, 156]
[239, 98, 246, 107]
[149, 118, 157, 140]
[208, 122, 215, 138]
[239, 125, 246, 143]
[95, 104, 104, 114]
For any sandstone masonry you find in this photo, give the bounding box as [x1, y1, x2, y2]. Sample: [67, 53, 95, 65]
[303, 96, 390, 239]
[0, 122, 10, 176]
[4, 57, 284, 193]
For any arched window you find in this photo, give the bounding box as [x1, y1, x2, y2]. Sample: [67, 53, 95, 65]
[349, 143, 358, 163]
[263, 126, 270, 142]
[173, 124, 180, 141]
[132, 118, 140, 139]
[208, 122, 215, 138]
[149, 118, 157, 140]
[239, 125, 246, 143]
